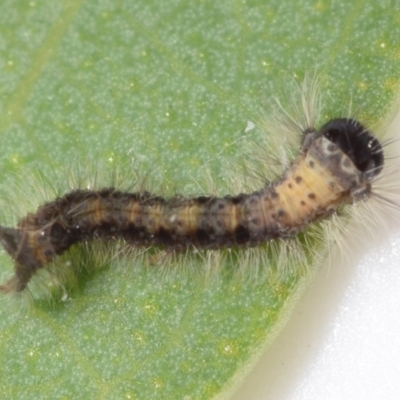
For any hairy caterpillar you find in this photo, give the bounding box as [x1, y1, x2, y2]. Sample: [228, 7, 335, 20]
[0, 96, 387, 296]
[1, 76, 399, 400]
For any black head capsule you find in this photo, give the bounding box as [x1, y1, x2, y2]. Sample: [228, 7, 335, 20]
[319, 118, 384, 181]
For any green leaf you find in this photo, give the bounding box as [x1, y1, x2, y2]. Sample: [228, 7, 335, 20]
[0, 1, 399, 399]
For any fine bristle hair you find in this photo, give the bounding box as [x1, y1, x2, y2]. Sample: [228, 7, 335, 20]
[0, 74, 399, 308]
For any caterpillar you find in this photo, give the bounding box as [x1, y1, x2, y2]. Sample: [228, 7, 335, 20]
[0, 112, 385, 295]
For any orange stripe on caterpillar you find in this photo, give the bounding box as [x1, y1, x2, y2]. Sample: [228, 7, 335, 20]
[0, 118, 384, 293]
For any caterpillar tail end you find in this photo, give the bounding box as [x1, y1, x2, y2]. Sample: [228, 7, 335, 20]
[0, 225, 26, 294]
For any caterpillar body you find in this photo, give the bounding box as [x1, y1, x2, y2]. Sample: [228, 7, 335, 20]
[0, 116, 384, 294]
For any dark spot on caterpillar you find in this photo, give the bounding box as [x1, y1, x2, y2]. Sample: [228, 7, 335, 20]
[295, 176, 302, 184]
[196, 196, 213, 205]
[118, 214, 128, 225]
[327, 143, 337, 152]
[308, 193, 316, 200]
[195, 228, 211, 245]
[233, 225, 251, 244]
[43, 248, 56, 259]
[50, 222, 69, 244]
[229, 194, 246, 205]
[270, 190, 278, 199]
[251, 218, 260, 226]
